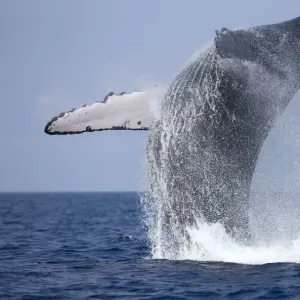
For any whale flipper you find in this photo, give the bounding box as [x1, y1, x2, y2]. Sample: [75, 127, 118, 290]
[44, 87, 165, 135]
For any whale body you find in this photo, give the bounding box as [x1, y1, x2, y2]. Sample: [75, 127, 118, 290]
[45, 17, 300, 248]
[147, 17, 300, 249]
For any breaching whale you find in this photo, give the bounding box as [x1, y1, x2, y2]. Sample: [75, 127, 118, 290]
[45, 16, 300, 246]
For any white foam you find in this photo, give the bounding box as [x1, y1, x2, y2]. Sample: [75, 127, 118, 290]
[152, 219, 300, 264]
[144, 187, 300, 264]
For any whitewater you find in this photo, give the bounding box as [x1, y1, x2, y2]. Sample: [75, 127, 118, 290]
[142, 190, 300, 264]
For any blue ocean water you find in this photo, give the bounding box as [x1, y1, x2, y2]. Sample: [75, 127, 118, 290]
[0, 192, 300, 299]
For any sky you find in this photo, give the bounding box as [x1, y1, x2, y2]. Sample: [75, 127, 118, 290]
[1, 0, 300, 192]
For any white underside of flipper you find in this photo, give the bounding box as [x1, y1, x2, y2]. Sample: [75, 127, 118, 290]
[44, 86, 166, 135]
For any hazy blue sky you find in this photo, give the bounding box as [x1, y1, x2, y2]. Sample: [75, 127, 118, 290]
[1, 0, 300, 192]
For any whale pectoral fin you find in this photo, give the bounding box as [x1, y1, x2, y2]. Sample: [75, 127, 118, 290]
[44, 87, 165, 135]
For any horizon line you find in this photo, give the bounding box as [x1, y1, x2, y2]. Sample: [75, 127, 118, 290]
[0, 190, 149, 194]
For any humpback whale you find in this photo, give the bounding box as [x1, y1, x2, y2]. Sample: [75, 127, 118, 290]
[45, 17, 300, 247]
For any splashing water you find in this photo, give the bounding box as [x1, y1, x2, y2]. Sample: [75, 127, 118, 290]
[175, 220, 300, 264]
[141, 191, 300, 264]
[141, 189, 300, 264]
[140, 36, 300, 264]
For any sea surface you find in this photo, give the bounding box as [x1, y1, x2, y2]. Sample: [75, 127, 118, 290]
[0, 192, 300, 299]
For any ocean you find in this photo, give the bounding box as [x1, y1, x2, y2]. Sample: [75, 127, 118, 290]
[1, 192, 300, 299]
